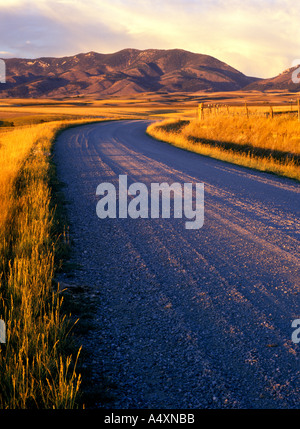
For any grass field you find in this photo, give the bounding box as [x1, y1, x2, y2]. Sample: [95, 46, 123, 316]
[0, 92, 299, 408]
[147, 103, 300, 181]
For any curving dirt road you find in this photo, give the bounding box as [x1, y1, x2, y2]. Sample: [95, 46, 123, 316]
[54, 120, 300, 409]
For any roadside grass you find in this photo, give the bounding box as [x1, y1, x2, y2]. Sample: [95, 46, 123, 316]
[0, 118, 106, 408]
[147, 115, 300, 181]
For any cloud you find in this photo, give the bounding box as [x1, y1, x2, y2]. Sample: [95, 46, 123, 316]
[0, 0, 300, 78]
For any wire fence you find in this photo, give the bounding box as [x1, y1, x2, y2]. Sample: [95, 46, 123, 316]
[197, 100, 300, 121]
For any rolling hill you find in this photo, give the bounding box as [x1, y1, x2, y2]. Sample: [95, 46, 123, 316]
[0, 48, 258, 98]
[244, 64, 300, 92]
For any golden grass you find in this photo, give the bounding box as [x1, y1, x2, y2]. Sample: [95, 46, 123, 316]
[0, 118, 105, 408]
[147, 112, 300, 181]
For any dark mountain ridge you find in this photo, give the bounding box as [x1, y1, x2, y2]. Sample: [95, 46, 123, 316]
[0, 48, 259, 98]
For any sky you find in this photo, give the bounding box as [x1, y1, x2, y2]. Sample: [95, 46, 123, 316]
[0, 0, 300, 78]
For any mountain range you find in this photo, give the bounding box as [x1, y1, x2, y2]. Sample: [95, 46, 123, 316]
[0, 48, 299, 98]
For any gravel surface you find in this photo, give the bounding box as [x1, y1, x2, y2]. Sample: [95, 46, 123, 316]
[54, 120, 300, 409]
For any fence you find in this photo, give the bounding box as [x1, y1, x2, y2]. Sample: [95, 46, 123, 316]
[197, 100, 300, 121]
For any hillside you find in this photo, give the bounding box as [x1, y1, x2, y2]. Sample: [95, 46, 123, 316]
[0, 48, 258, 98]
[244, 65, 300, 92]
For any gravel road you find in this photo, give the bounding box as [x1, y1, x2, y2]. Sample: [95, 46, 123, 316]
[54, 120, 300, 409]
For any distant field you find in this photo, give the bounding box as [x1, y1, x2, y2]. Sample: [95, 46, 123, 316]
[0, 96, 188, 125]
[1, 90, 299, 126]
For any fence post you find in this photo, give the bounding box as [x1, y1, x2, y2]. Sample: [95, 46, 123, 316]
[269, 106, 273, 119]
[245, 102, 249, 119]
[298, 99, 300, 122]
[198, 103, 204, 120]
